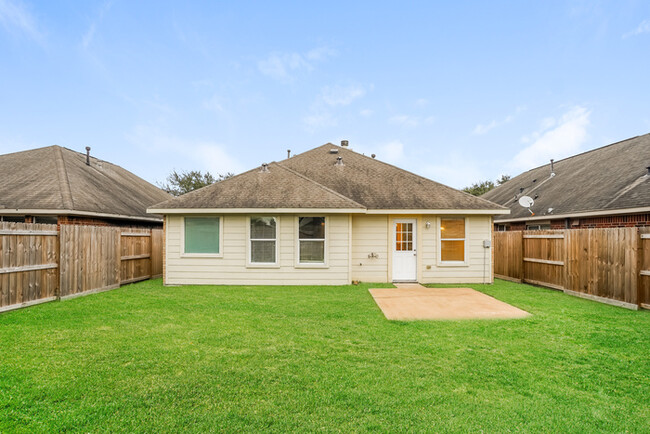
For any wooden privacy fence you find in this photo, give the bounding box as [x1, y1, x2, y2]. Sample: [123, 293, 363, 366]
[494, 227, 650, 310]
[0, 222, 163, 312]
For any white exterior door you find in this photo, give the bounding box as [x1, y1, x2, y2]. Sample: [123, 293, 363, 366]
[392, 219, 417, 281]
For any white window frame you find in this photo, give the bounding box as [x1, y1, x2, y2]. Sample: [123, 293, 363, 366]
[437, 216, 469, 267]
[181, 215, 223, 258]
[295, 215, 328, 268]
[247, 216, 280, 268]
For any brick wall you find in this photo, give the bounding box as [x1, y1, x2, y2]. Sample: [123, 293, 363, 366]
[496, 213, 650, 231]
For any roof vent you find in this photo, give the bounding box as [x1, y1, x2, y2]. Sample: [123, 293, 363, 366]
[341, 140, 349, 147]
[335, 156, 344, 166]
[287, 149, 291, 158]
[329, 148, 339, 154]
[371, 154, 376, 159]
[85, 146, 91, 166]
[550, 159, 555, 176]
[260, 163, 269, 172]
[646, 166, 650, 176]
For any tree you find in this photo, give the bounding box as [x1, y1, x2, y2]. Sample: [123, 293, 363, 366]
[462, 174, 510, 196]
[462, 180, 495, 196]
[159, 170, 233, 196]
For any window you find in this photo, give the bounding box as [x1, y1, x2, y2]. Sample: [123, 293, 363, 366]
[34, 216, 58, 224]
[526, 224, 551, 230]
[496, 224, 508, 232]
[440, 218, 465, 262]
[298, 217, 325, 263]
[184, 217, 220, 254]
[250, 216, 277, 264]
[0, 215, 26, 222]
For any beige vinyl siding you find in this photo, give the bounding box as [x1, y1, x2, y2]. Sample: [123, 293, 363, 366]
[351, 215, 389, 282]
[419, 215, 493, 284]
[165, 214, 350, 285]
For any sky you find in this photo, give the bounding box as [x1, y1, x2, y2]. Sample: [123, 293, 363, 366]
[1, 1, 649, 189]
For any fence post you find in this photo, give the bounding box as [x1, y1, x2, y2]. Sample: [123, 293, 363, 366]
[637, 228, 643, 308]
[520, 231, 525, 282]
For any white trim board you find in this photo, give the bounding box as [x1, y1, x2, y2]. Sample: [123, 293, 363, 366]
[495, 206, 650, 223]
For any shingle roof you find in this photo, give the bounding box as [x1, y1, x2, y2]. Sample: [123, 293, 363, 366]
[151, 162, 365, 210]
[151, 143, 507, 212]
[280, 144, 505, 210]
[482, 133, 650, 221]
[0, 146, 171, 220]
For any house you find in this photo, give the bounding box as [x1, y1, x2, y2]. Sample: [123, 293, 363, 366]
[482, 133, 650, 231]
[148, 142, 509, 285]
[0, 145, 171, 227]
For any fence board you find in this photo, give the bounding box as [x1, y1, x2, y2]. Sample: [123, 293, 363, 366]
[0, 222, 59, 310]
[495, 227, 644, 308]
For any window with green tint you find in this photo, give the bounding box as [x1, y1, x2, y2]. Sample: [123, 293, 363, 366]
[184, 217, 220, 254]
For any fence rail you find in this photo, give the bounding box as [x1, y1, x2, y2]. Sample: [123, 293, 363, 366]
[0, 222, 163, 312]
[494, 227, 650, 310]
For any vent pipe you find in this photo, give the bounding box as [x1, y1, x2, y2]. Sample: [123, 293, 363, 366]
[371, 153, 376, 159]
[335, 156, 344, 166]
[341, 140, 349, 147]
[287, 149, 291, 158]
[550, 159, 555, 176]
[261, 163, 269, 172]
[85, 147, 91, 166]
[646, 166, 650, 176]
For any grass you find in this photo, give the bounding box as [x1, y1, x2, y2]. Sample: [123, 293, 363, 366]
[0, 279, 648, 432]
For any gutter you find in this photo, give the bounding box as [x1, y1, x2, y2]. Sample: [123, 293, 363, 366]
[147, 207, 510, 216]
[494, 206, 650, 223]
[0, 208, 163, 223]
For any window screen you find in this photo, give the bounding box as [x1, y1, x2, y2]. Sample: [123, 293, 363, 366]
[184, 217, 220, 254]
[441, 218, 465, 262]
[299, 217, 325, 263]
[250, 217, 277, 263]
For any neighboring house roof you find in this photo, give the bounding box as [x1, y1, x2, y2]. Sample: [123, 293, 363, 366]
[150, 143, 508, 214]
[0, 145, 171, 221]
[482, 133, 650, 222]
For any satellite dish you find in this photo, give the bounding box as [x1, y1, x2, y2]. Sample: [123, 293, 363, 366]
[518, 196, 534, 208]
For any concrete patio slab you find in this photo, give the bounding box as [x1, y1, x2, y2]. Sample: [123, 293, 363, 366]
[369, 284, 530, 320]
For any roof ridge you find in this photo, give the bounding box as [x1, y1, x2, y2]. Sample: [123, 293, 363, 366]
[517, 132, 649, 175]
[53, 146, 74, 209]
[323, 144, 505, 209]
[274, 162, 366, 209]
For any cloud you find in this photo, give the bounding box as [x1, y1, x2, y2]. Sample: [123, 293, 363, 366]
[421, 153, 485, 190]
[389, 114, 435, 127]
[359, 109, 373, 117]
[511, 106, 590, 170]
[473, 106, 525, 135]
[81, 1, 113, 49]
[623, 19, 650, 38]
[321, 85, 366, 106]
[258, 46, 336, 80]
[302, 112, 337, 131]
[302, 83, 369, 131]
[0, 0, 43, 43]
[202, 94, 225, 113]
[125, 125, 243, 175]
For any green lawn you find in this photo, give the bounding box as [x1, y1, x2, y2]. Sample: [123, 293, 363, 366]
[0, 279, 648, 432]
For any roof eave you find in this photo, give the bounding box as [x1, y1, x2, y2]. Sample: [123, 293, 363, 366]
[0, 208, 163, 222]
[494, 206, 650, 223]
[148, 207, 510, 215]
